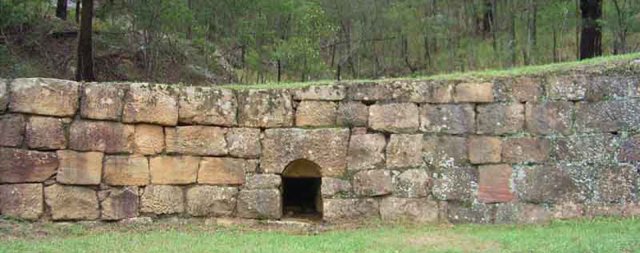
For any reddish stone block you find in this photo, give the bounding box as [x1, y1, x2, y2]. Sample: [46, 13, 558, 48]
[478, 164, 514, 203]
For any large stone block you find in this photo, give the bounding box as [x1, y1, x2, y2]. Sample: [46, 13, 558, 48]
[502, 137, 550, 164]
[198, 157, 254, 185]
[336, 102, 368, 127]
[0, 148, 58, 183]
[103, 155, 149, 186]
[321, 177, 352, 197]
[0, 114, 25, 147]
[510, 77, 544, 102]
[178, 86, 236, 126]
[165, 126, 228, 156]
[0, 79, 6, 113]
[81, 82, 126, 120]
[380, 197, 438, 223]
[495, 203, 551, 224]
[45, 184, 99, 220]
[468, 136, 502, 164]
[478, 164, 514, 203]
[423, 135, 468, 165]
[525, 102, 574, 135]
[261, 128, 349, 177]
[547, 74, 587, 101]
[237, 90, 293, 127]
[353, 170, 393, 197]
[133, 124, 164, 155]
[56, 150, 103, 185]
[553, 134, 616, 163]
[389, 81, 453, 103]
[244, 174, 281, 189]
[0, 184, 43, 220]
[150, 156, 200, 185]
[293, 85, 345, 101]
[186, 186, 237, 217]
[394, 169, 431, 198]
[122, 83, 179, 126]
[323, 198, 379, 222]
[9, 78, 79, 116]
[619, 134, 640, 162]
[585, 75, 639, 101]
[514, 165, 578, 204]
[386, 134, 423, 169]
[26, 116, 68, 150]
[295, 101, 337, 127]
[237, 189, 281, 219]
[476, 103, 524, 135]
[445, 202, 492, 224]
[226, 128, 261, 158]
[420, 104, 475, 134]
[346, 81, 394, 101]
[454, 82, 494, 103]
[140, 185, 184, 215]
[369, 103, 419, 133]
[347, 134, 386, 171]
[432, 166, 477, 202]
[69, 121, 134, 153]
[597, 164, 637, 204]
[100, 187, 139, 220]
[575, 100, 640, 133]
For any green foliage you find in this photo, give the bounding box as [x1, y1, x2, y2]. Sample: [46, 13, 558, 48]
[0, 0, 49, 30]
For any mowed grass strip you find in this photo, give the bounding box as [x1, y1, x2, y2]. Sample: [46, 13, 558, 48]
[0, 217, 639, 253]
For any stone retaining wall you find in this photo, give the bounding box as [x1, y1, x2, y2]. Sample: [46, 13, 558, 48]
[1, 61, 640, 224]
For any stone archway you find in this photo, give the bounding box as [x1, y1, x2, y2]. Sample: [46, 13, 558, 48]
[281, 159, 322, 220]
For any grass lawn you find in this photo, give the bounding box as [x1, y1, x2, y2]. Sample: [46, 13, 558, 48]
[0, 217, 639, 253]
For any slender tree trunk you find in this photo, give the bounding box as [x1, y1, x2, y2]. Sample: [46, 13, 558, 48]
[579, 0, 602, 59]
[612, 0, 627, 54]
[186, 0, 192, 40]
[76, 0, 95, 81]
[56, 0, 67, 20]
[481, 0, 494, 38]
[526, 0, 537, 64]
[75, 0, 80, 23]
[509, 0, 517, 66]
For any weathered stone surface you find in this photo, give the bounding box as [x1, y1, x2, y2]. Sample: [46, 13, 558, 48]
[585, 75, 639, 101]
[386, 134, 423, 169]
[122, 83, 179, 126]
[511, 77, 544, 102]
[347, 134, 385, 171]
[423, 135, 468, 165]
[45, 184, 99, 220]
[321, 177, 352, 197]
[346, 82, 394, 101]
[244, 174, 281, 189]
[150, 156, 200, 185]
[0, 184, 43, 220]
[514, 165, 578, 204]
[380, 197, 438, 222]
[198, 157, 253, 185]
[0, 79, 6, 113]
[178, 86, 236, 126]
[81, 82, 126, 120]
[0, 114, 25, 147]
[69, 121, 134, 153]
[468, 136, 502, 164]
[56, 150, 103, 185]
[502, 137, 550, 164]
[226, 128, 261, 158]
[100, 187, 139, 220]
[140, 185, 184, 214]
[10, 78, 79, 116]
[547, 74, 587, 101]
[295, 101, 337, 127]
[323, 198, 379, 222]
[237, 90, 293, 127]
[495, 203, 551, 224]
[525, 102, 574, 135]
[336, 102, 368, 127]
[597, 164, 637, 203]
[369, 103, 419, 133]
[261, 128, 349, 177]
[420, 104, 475, 134]
[165, 126, 228, 156]
[391, 81, 453, 103]
[0, 148, 57, 183]
[293, 85, 345, 101]
[133, 124, 164, 155]
[353, 170, 393, 197]
[394, 169, 431, 198]
[454, 82, 494, 103]
[478, 164, 513, 203]
[553, 134, 616, 163]
[237, 189, 281, 219]
[26, 116, 67, 150]
[619, 134, 640, 162]
[186, 186, 238, 217]
[103, 155, 149, 186]
[476, 103, 524, 135]
[575, 100, 640, 133]
[432, 166, 477, 201]
[445, 202, 493, 224]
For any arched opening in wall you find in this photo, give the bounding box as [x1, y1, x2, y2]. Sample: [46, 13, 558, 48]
[282, 159, 322, 220]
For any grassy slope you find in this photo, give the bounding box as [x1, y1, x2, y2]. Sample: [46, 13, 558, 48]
[1, 217, 639, 253]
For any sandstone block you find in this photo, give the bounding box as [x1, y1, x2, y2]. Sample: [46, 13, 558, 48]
[511, 77, 543, 102]
[394, 169, 431, 198]
[353, 170, 393, 197]
[69, 121, 134, 153]
[133, 124, 164, 155]
[597, 164, 637, 203]
[575, 100, 640, 133]
[237, 189, 281, 219]
[81, 82, 126, 120]
[476, 103, 524, 135]
[56, 150, 103, 185]
[321, 177, 352, 197]
[295, 101, 337, 127]
[0, 148, 57, 183]
[585, 75, 639, 101]
[547, 74, 587, 101]
[244, 174, 281, 189]
[0, 184, 43, 220]
[380, 197, 438, 222]
[45, 184, 99, 220]
[347, 134, 385, 171]
[336, 102, 368, 127]
[445, 202, 493, 224]
[525, 102, 574, 135]
[391, 81, 453, 103]
[186, 186, 238, 217]
[369, 103, 419, 133]
[226, 128, 261, 158]
[323, 198, 379, 222]
[293, 85, 345, 100]
[553, 134, 615, 163]
[237, 90, 293, 127]
[495, 203, 551, 224]
[150, 156, 200, 185]
[0, 114, 25, 147]
[26, 116, 67, 150]
[122, 83, 178, 126]
[165, 126, 227, 156]
[178, 86, 236, 126]
[502, 137, 550, 164]
[619, 134, 640, 162]
[432, 166, 477, 202]
[104, 155, 149, 186]
[140, 185, 184, 214]
[386, 134, 423, 169]
[468, 136, 502, 164]
[346, 82, 393, 101]
[420, 104, 475, 134]
[478, 164, 513, 203]
[454, 82, 494, 103]
[0, 79, 6, 112]
[100, 187, 139, 220]
[198, 157, 253, 185]
[9, 78, 79, 116]
[515, 165, 578, 204]
[423, 135, 468, 165]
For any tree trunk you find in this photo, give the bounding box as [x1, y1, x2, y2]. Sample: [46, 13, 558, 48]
[56, 0, 67, 20]
[76, 0, 95, 81]
[481, 0, 494, 37]
[579, 0, 602, 59]
[75, 0, 80, 23]
[186, 0, 192, 40]
[612, 0, 627, 54]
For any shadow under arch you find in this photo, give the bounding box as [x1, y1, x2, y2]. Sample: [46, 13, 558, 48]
[281, 159, 322, 220]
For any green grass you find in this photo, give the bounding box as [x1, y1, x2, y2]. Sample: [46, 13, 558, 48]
[1, 217, 639, 253]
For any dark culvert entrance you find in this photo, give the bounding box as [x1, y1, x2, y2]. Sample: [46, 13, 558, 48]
[282, 159, 322, 220]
